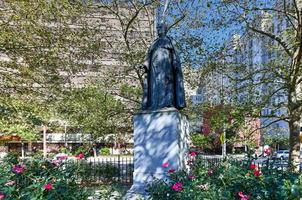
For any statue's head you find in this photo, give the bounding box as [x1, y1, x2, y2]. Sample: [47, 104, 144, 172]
[157, 22, 168, 37]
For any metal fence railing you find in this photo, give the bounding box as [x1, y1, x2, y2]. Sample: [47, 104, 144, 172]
[195, 155, 291, 171]
[69, 156, 134, 185]
[13, 154, 294, 188]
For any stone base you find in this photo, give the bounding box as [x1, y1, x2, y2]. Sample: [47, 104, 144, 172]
[123, 108, 189, 199]
[122, 185, 150, 200]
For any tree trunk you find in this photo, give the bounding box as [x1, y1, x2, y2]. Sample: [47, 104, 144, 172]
[288, 118, 301, 172]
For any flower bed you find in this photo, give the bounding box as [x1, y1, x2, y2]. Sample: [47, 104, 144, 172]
[148, 152, 302, 200]
[0, 153, 89, 200]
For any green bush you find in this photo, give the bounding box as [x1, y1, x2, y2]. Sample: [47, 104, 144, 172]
[148, 155, 302, 200]
[0, 153, 89, 199]
[2, 152, 19, 164]
[191, 134, 209, 148]
[100, 147, 110, 155]
[74, 145, 91, 156]
[60, 147, 70, 154]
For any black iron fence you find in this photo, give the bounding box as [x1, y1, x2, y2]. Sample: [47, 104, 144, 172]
[196, 155, 291, 171]
[68, 156, 134, 185]
[14, 154, 294, 188]
[69, 155, 290, 185]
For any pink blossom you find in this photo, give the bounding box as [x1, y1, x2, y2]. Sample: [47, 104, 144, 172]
[171, 182, 183, 191]
[189, 151, 198, 157]
[264, 147, 272, 155]
[0, 192, 5, 199]
[57, 156, 68, 160]
[75, 153, 85, 160]
[12, 164, 26, 174]
[207, 169, 213, 176]
[238, 192, 250, 200]
[188, 175, 195, 180]
[4, 180, 15, 186]
[43, 183, 53, 190]
[51, 160, 61, 167]
[168, 168, 176, 173]
[162, 162, 170, 168]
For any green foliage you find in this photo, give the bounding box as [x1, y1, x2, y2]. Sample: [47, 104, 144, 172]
[190, 134, 209, 148]
[264, 135, 289, 149]
[59, 147, 71, 154]
[73, 145, 91, 156]
[58, 86, 126, 139]
[100, 147, 110, 155]
[0, 0, 99, 139]
[148, 157, 302, 200]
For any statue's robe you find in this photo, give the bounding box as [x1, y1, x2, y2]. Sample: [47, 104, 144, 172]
[142, 36, 186, 110]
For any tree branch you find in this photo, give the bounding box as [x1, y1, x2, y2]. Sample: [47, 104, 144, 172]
[247, 24, 293, 57]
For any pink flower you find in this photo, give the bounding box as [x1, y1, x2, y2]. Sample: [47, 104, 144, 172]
[12, 164, 26, 174]
[43, 183, 53, 190]
[238, 192, 250, 200]
[75, 153, 85, 160]
[253, 170, 262, 177]
[58, 156, 68, 160]
[171, 182, 183, 191]
[249, 164, 257, 170]
[189, 151, 198, 157]
[207, 169, 213, 176]
[162, 162, 170, 168]
[168, 168, 176, 173]
[0, 192, 5, 199]
[264, 147, 272, 155]
[4, 180, 15, 186]
[188, 175, 195, 180]
[51, 160, 61, 167]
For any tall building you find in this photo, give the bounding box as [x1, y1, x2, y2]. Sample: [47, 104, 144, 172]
[0, 2, 155, 155]
[227, 8, 291, 145]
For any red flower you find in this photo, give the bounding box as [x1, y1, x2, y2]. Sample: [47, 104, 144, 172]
[168, 168, 176, 173]
[253, 170, 262, 177]
[0, 192, 5, 200]
[238, 191, 250, 200]
[12, 164, 26, 174]
[188, 175, 195, 180]
[75, 153, 85, 160]
[43, 183, 53, 190]
[249, 164, 257, 170]
[189, 151, 198, 157]
[162, 162, 170, 168]
[207, 169, 213, 176]
[171, 182, 183, 191]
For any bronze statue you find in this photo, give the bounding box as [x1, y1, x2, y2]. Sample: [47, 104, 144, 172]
[141, 23, 186, 110]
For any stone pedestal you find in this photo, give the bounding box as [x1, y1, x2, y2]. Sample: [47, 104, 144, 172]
[123, 108, 189, 200]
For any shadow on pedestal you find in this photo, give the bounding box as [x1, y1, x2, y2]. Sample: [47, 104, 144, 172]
[123, 108, 189, 200]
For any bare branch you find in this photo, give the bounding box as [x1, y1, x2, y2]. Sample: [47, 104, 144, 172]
[247, 24, 293, 57]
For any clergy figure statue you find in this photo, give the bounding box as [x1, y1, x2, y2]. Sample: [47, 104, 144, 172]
[141, 23, 186, 110]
